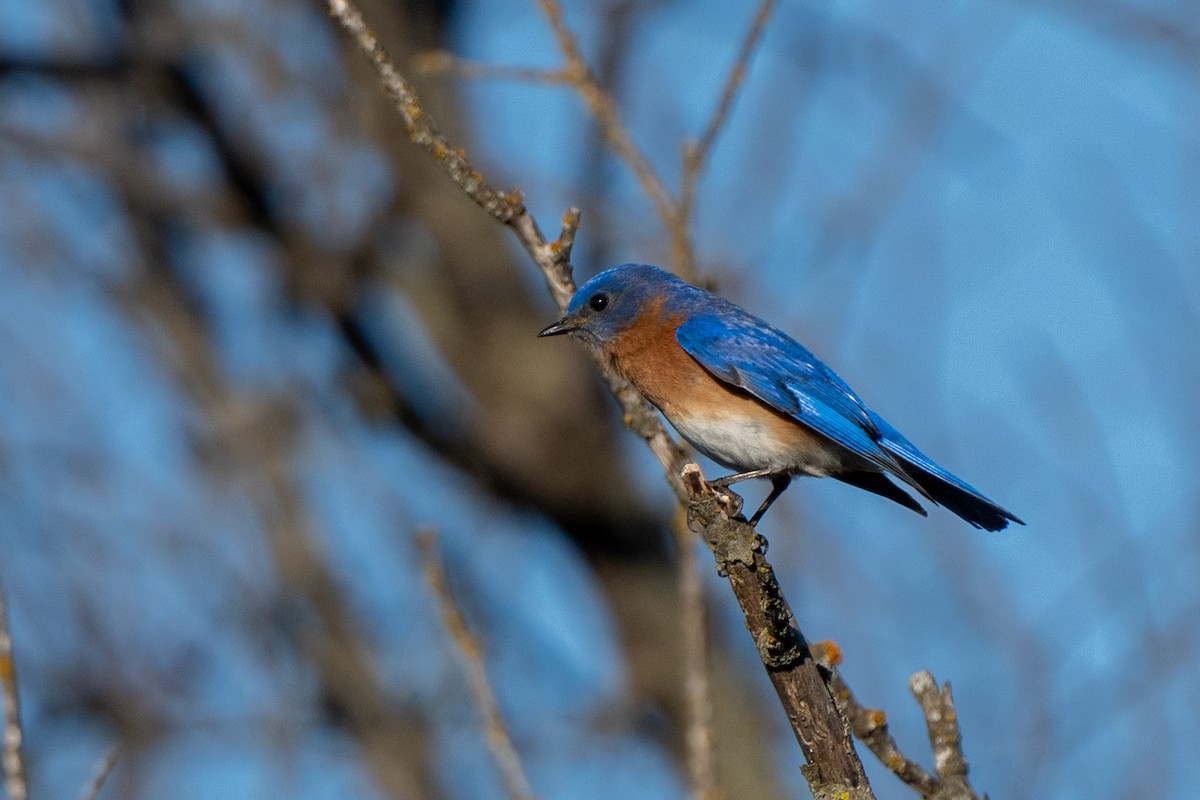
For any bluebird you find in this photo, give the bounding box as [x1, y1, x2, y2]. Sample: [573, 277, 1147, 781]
[539, 264, 1022, 531]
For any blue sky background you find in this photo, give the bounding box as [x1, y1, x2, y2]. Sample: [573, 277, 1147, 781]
[1, 0, 1197, 798]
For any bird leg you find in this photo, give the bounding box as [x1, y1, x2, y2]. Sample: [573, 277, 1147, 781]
[709, 468, 775, 488]
[748, 474, 792, 527]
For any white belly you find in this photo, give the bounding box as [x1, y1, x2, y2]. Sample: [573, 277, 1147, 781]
[668, 411, 846, 477]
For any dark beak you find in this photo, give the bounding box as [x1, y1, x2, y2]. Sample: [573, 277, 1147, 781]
[538, 317, 579, 337]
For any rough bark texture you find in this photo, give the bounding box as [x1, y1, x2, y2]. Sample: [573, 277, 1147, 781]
[684, 470, 874, 799]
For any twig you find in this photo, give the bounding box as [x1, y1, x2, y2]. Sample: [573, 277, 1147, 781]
[81, 743, 121, 800]
[910, 673, 980, 800]
[673, 513, 718, 800]
[813, 645, 984, 800]
[416, 532, 538, 800]
[0, 579, 27, 800]
[675, 0, 777, 279]
[534, 0, 678, 237]
[413, 50, 571, 85]
[681, 0, 779, 216]
[326, 0, 525, 224]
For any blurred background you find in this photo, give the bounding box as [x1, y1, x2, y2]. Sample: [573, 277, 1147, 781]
[1, 0, 1197, 797]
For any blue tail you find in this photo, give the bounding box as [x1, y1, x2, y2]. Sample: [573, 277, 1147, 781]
[872, 416, 1023, 532]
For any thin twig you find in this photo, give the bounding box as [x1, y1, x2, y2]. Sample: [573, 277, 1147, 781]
[535, 0, 677, 234]
[673, 512, 718, 800]
[417, 532, 538, 800]
[0, 579, 27, 800]
[910, 672, 980, 800]
[327, 0, 525, 224]
[681, 0, 779, 215]
[414, 50, 571, 85]
[675, 0, 777, 279]
[81, 743, 121, 800]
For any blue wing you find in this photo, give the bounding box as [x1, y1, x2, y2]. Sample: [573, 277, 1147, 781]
[674, 310, 916, 483]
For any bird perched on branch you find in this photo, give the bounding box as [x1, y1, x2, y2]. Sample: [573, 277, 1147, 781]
[539, 263, 1022, 531]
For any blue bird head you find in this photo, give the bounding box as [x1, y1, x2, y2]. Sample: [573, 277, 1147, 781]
[538, 263, 689, 345]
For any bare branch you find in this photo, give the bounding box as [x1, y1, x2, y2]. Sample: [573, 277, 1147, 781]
[417, 532, 538, 800]
[812, 645, 985, 800]
[413, 50, 571, 85]
[534, 0, 678, 236]
[81, 743, 121, 800]
[0, 579, 26, 800]
[326, 0, 525, 224]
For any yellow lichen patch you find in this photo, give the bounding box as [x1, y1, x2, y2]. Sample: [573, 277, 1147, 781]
[0, 652, 12, 683]
[867, 709, 887, 729]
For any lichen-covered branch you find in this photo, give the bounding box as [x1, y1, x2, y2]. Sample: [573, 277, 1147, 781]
[813, 646, 984, 799]
[682, 468, 874, 799]
[910, 672, 981, 800]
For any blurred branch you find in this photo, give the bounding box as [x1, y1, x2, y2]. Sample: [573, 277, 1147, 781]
[417, 532, 538, 800]
[814, 645, 984, 800]
[410, 2, 777, 285]
[0, 579, 27, 800]
[534, 0, 678, 241]
[81, 743, 121, 800]
[254, 426, 429, 800]
[680, 0, 778, 227]
[126, 254, 435, 797]
[325, 2, 876, 795]
[673, 513, 718, 800]
[414, 50, 570, 85]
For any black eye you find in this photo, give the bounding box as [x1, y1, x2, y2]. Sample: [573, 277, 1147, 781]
[589, 293, 609, 312]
